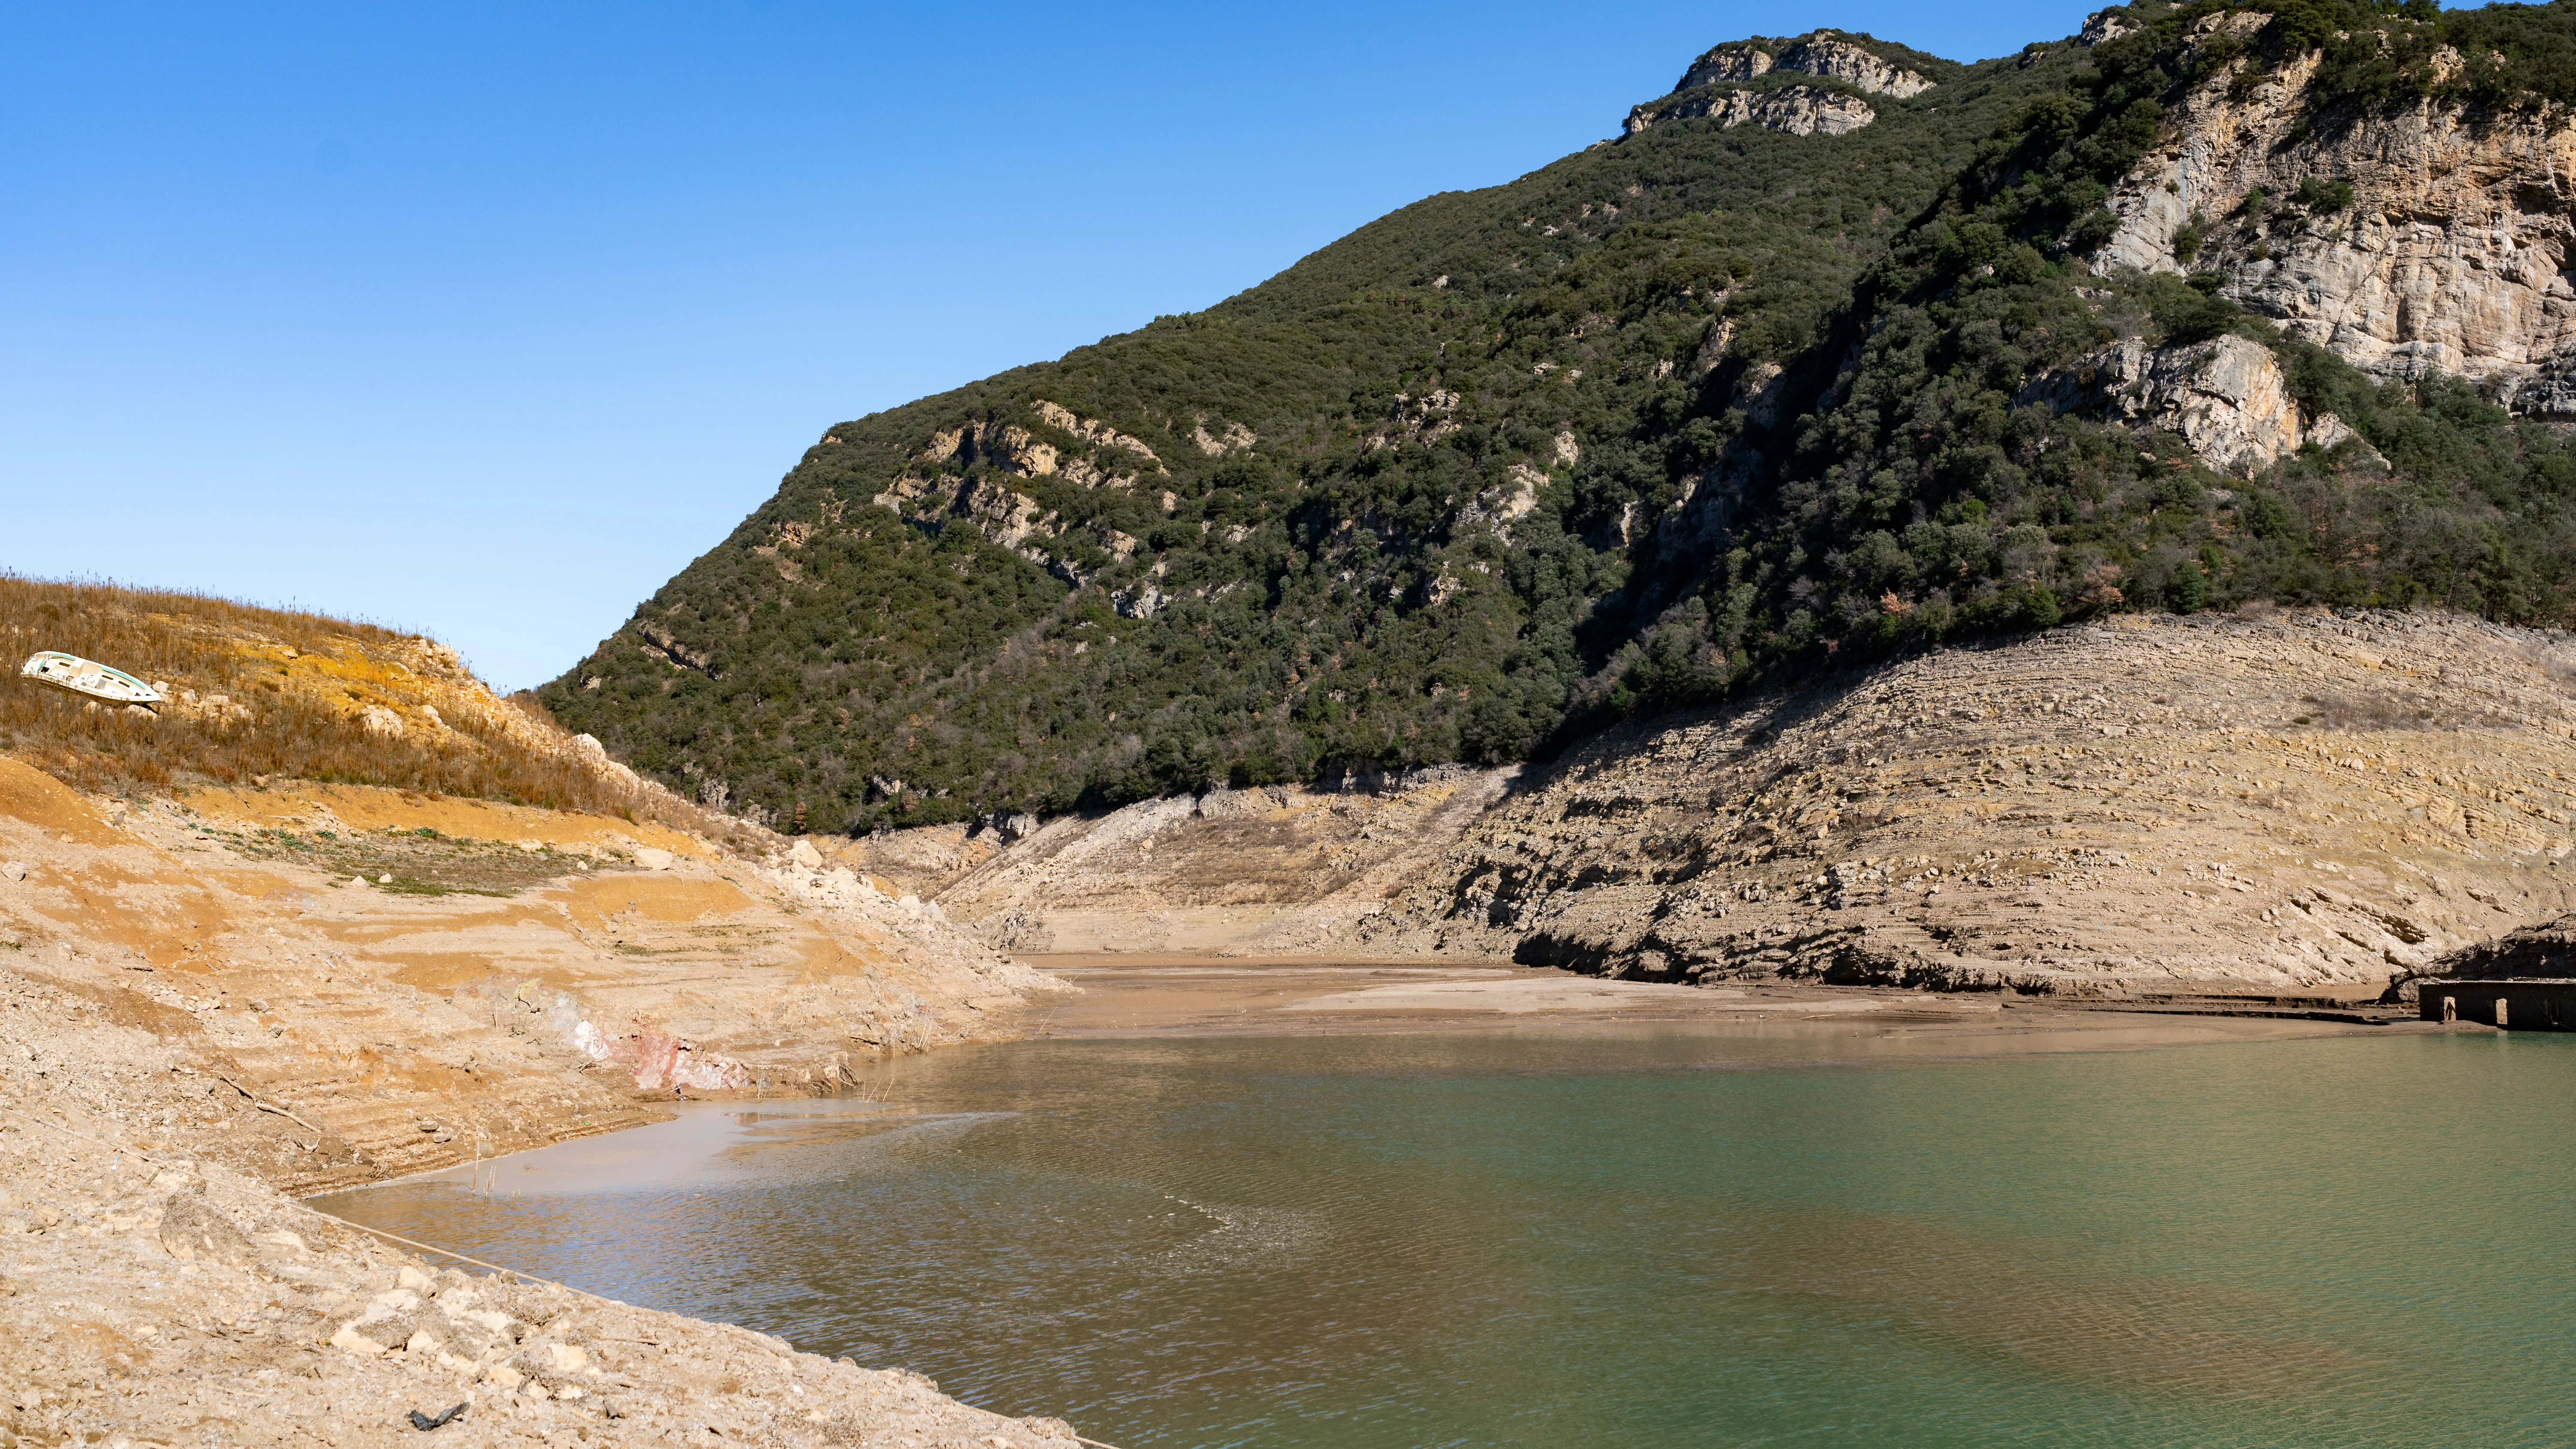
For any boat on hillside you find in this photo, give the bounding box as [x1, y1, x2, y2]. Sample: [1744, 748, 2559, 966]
[19, 651, 166, 707]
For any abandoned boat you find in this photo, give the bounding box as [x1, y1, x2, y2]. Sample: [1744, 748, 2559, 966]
[19, 651, 166, 706]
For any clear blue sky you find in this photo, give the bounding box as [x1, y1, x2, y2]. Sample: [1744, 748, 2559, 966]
[2, 1, 2102, 690]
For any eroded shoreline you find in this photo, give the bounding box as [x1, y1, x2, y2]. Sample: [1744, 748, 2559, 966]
[1006, 952, 2441, 1053]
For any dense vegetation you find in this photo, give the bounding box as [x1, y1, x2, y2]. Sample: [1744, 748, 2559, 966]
[544, 3, 2576, 834]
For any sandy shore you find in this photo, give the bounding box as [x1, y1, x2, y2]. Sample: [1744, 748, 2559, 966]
[1012, 953, 2435, 1053]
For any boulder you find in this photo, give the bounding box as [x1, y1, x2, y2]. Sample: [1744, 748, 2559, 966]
[2021, 334, 2303, 477]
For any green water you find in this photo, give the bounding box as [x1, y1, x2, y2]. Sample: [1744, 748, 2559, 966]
[316, 1026, 2576, 1447]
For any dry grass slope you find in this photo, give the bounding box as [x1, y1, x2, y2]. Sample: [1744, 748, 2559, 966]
[0, 576, 745, 844]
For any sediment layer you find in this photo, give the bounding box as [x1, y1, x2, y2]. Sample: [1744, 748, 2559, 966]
[1370, 610, 2576, 993]
[0, 759, 1063, 1194]
[887, 610, 2576, 997]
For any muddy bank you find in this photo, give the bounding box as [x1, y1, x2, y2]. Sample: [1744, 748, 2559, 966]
[1007, 953, 2446, 1052]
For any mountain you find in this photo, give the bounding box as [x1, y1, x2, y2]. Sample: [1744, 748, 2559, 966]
[542, 1, 2576, 837]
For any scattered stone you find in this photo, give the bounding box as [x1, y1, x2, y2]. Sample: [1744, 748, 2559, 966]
[633, 848, 674, 871]
[158, 1194, 256, 1267]
[408, 1400, 470, 1431]
[0, 862, 23, 882]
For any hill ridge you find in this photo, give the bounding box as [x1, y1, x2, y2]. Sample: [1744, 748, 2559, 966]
[543, 0, 2576, 839]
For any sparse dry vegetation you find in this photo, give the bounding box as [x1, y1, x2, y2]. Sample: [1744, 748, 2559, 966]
[0, 574, 755, 845]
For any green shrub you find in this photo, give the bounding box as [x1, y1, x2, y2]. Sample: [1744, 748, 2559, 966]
[542, 4, 2576, 829]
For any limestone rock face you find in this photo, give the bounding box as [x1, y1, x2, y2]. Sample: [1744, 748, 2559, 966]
[1675, 31, 1935, 98]
[2140, 336, 2306, 477]
[1626, 83, 1877, 139]
[2091, 17, 2576, 405]
[2080, 9, 2139, 46]
[1675, 40, 1774, 89]
[2027, 335, 2306, 477]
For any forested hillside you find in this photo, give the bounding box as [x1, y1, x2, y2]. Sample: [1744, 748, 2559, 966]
[544, 2, 2576, 833]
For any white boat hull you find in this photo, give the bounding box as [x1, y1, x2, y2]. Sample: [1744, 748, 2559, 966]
[20, 651, 166, 707]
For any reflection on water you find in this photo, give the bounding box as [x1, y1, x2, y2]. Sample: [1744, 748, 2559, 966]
[315, 1025, 2576, 1448]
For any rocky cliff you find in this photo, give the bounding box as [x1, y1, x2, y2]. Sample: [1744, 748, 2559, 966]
[1624, 83, 1881, 139]
[2090, 10, 2576, 412]
[1674, 32, 1940, 99]
[2019, 333, 2315, 478]
[1625, 29, 1944, 137]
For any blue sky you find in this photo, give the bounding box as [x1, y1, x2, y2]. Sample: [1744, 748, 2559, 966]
[2, 0, 2104, 690]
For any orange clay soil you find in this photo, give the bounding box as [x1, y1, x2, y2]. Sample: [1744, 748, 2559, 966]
[0, 756, 1067, 1197]
[182, 780, 707, 857]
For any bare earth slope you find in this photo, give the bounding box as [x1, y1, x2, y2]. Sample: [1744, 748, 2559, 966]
[0, 761, 1080, 1446]
[892, 609, 2576, 998]
[914, 767, 1519, 956]
[1367, 609, 2576, 995]
[0, 760, 1062, 1197]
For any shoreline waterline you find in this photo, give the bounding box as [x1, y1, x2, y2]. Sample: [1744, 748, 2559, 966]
[309, 964, 2533, 1448]
[311, 972, 2455, 1209]
[316, 1022, 2572, 1448]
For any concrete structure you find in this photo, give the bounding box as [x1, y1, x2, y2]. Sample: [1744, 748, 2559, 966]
[2415, 980, 2576, 1030]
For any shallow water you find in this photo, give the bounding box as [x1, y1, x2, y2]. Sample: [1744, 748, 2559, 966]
[316, 1024, 2576, 1447]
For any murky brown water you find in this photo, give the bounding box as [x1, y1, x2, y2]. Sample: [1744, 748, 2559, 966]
[318, 1023, 2576, 1448]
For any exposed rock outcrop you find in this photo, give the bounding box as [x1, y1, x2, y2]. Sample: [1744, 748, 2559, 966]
[1675, 32, 1935, 98]
[2022, 334, 2309, 477]
[2091, 14, 2576, 405]
[1033, 398, 1163, 469]
[1626, 83, 1878, 140]
[2080, 9, 2140, 46]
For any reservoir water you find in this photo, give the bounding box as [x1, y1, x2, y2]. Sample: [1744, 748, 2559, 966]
[316, 1024, 2576, 1447]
